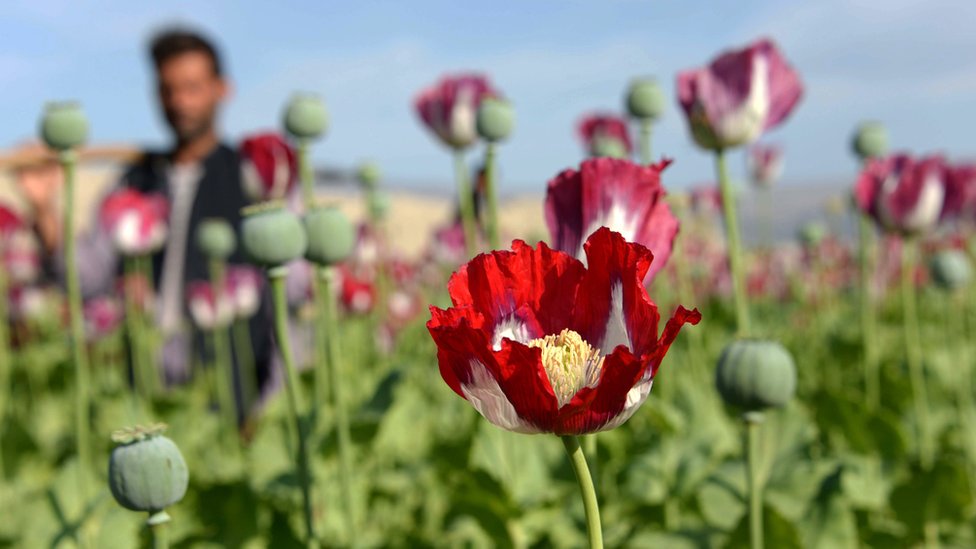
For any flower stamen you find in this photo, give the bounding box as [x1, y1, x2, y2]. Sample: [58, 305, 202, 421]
[529, 329, 605, 407]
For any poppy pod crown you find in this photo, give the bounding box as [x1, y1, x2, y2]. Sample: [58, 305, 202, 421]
[427, 228, 700, 435]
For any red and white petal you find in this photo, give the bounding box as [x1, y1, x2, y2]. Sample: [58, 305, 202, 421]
[461, 359, 542, 434]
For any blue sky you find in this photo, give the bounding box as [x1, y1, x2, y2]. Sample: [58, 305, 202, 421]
[1, 0, 975, 194]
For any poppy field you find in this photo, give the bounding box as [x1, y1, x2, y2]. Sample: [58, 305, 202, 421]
[3, 35, 976, 549]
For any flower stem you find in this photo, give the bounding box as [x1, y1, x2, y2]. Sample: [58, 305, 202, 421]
[135, 255, 158, 391]
[321, 266, 357, 546]
[858, 214, 879, 409]
[744, 413, 764, 549]
[232, 319, 257, 410]
[900, 238, 931, 468]
[268, 268, 317, 547]
[61, 150, 92, 509]
[453, 149, 478, 257]
[561, 435, 603, 549]
[312, 270, 330, 413]
[715, 149, 751, 336]
[0, 269, 9, 485]
[124, 257, 151, 401]
[297, 138, 315, 210]
[148, 512, 169, 549]
[209, 260, 238, 444]
[638, 119, 653, 165]
[483, 143, 501, 249]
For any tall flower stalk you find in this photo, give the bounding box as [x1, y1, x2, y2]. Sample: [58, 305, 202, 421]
[453, 150, 478, 256]
[562, 436, 602, 549]
[858, 213, 879, 409]
[900, 239, 932, 468]
[208, 260, 238, 444]
[715, 150, 751, 335]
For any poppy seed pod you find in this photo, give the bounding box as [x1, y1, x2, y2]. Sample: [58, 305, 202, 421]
[626, 78, 666, 121]
[196, 218, 237, 260]
[40, 102, 88, 151]
[930, 249, 972, 291]
[357, 161, 382, 190]
[851, 122, 889, 161]
[797, 222, 826, 248]
[304, 205, 354, 266]
[590, 136, 630, 160]
[476, 97, 515, 143]
[368, 191, 390, 221]
[108, 424, 188, 514]
[283, 94, 328, 140]
[241, 203, 307, 267]
[716, 339, 796, 413]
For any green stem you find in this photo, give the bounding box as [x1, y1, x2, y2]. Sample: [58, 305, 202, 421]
[124, 258, 151, 402]
[148, 511, 170, 549]
[209, 260, 238, 444]
[321, 266, 357, 546]
[561, 435, 603, 549]
[232, 319, 257, 411]
[61, 150, 92, 509]
[900, 238, 931, 468]
[298, 139, 315, 209]
[745, 414, 764, 549]
[715, 150, 751, 335]
[638, 119, 653, 165]
[858, 214, 879, 409]
[0, 269, 8, 484]
[312, 271, 330, 412]
[453, 149, 478, 257]
[268, 269, 317, 547]
[135, 255, 158, 392]
[483, 143, 501, 249]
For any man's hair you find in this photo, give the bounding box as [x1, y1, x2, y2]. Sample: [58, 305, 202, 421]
[149, 29, 223, 77]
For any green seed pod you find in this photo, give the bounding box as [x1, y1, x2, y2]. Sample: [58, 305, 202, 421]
[357, 161, 382, 190]
[241, 203, 308, 267]
[283, 94, 328, 140]
[40, 102, 89, 151]
[930, 249, 972, 291]
[368, 191, 390, 221]
[851, 121, 888, 161]
[590, 136, 629, 159]
[625, 78, 665, 121]
[797, 222, 827, 248]
[108, 424, 188, 513]
[715, 339, 796, 413]
[196, 218, 237, 260]
[304, 205, 354, 266]
[476, 97, 515, 143]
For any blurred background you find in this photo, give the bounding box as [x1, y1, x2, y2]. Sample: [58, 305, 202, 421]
[2, 0, 975, 249]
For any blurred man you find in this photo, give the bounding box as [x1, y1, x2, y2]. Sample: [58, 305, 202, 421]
[22, 29, 272, 410]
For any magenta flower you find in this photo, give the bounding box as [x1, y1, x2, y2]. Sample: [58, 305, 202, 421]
[944, 162, 976, 220]
[577, 113, 633, 158]
[0, 203, 41, 285]
[186, 280, 235, 330]
[414, 73, 498, 150]
[100, 188, 169, 256]
[748, 144, 784, 188]
[226, 265, 263, 319]
[84, 296, 123, 341]
[240, 132, 298, 202]
[677, 38, 803, 150]
[854, 153, 949, 235]
[545, 157, 678, 282]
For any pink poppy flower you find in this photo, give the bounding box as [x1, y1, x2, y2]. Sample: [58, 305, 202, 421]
[186, 280, 235, 330]
[415, 73, 498, 150]
[99, 188, 169, 255]
[577, 113, 633, 158]
[240, 132, 298, 202]
[226, 265, 263, 319]
[854, 153, 948, 235]
[748, 144, 784, 188]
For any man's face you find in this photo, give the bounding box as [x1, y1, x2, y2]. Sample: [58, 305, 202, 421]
[156, 51, 226, 143]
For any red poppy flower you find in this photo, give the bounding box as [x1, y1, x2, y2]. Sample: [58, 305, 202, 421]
[577, 113, 633, 158]
[415, 73, 498, 150]
[186, 280, 234, 330]
[226, 265, 263, 319]
[240, 132, 298, 202]
[677, 38, 803, 150]
[427, 227, 700, 435]
[944, 162, 976, 220]
[854, 153, 948, 235]
[100, 188, 169, 255]
[545, 158, 678, 282]
[0, 203, 40, 285]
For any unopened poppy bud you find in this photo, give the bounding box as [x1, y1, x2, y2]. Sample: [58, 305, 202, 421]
[304, 205, 354, 266]
[626, 78, 665, 121]
[196, 218, 236, 260]
[241, 202, 307, 267]
[357, 161, 382, 190]
[716, 339, 796, 413]
[851, 121, 888, 161]
[283, 94, 328, 140]
[590, 136, 629, 159]
[797, 222, 826, 248]
[108, 423, 188, 514]
[40, 102, 88, 151]
[476, 97, 515, 142]
[930, 249, 972, 291]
